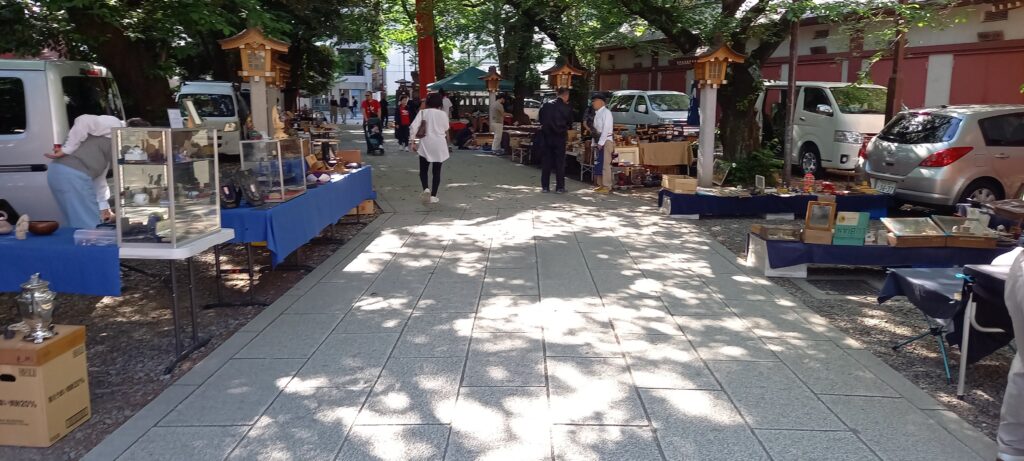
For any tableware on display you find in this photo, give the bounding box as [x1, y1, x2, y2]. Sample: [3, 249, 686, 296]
[28, 221, 59, 236]
[0, 211, 12, 234]
[133, 193, 150, 206]
[15, 214, 29, 240]
[16, 273, 57, 343]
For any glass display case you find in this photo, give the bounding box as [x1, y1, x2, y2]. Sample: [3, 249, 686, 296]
[113, 128, 221, 248]
[240, 138, 307, 202]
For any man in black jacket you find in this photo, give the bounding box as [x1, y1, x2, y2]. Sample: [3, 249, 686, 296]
[538, 88, 574, 193]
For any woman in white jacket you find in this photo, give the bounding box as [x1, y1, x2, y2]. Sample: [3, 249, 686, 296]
[410, 93, 450, 204]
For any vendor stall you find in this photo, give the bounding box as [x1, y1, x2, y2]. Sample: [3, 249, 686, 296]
[659, 190, 891, 219]
[220, 166, 375, 266]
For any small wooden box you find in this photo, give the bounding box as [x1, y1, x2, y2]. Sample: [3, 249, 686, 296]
[662, 175, 697, 194]
[886, 233, 947, 248]
[338, 149, 362, 164]
[802, 229, 834, 245]
[347, 200, 376, 216]
[945, 235, 997, 249]
[615, 146, 641, 165]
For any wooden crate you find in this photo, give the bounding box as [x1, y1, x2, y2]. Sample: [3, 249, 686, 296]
[661, 175, 697, 194]
[946, 235, 997, 249]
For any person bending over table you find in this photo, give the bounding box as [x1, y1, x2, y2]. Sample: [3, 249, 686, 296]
[45, 115, 124, 228]
[999, 249, 1024, 461]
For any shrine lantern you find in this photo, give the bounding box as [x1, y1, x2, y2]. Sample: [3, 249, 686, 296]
[542, 62, 585, 90]
[479, 66, 503, 93]
[218, 28, 291, 83]
[694, 44, 746, 88]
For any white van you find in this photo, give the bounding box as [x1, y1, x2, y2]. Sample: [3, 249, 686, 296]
[0, 60, 125, 224]
[176, 81, 249, 155]
[608, 90, 691, 128]
[759, 81, 887, 177]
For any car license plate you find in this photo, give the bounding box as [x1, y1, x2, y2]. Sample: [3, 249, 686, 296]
[873, 179, 897, 195]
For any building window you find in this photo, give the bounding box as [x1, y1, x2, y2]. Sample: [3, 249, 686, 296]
[809, 46, 828, 55]
[812, 29, 830, 40]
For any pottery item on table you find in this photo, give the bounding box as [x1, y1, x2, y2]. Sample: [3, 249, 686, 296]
[306, 174, 318, 183]
[125, 146, 147, 162]
[0, 211, 12, 235]
[318, 174, 331, 184]
[345, 162, 361, 169]
[17, 273, 57, 343]
[28, 221, 59, 236]
[15, 214, 29, 240]
[133, 193, 150, 206]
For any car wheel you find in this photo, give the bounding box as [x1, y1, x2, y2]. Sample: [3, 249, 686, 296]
[958, 179, 1003, 204]
[800, 145, 822, 178]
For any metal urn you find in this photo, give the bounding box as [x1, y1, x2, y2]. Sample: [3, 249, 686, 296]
[16, 273, 57, 343]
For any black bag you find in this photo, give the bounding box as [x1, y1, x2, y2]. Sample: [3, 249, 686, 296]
[0, 199, 19, 225]
[220, 179, 240, 209]
[415, 118, 428, 139]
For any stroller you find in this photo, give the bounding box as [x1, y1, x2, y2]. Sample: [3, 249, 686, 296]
[364, 116, 385, 156]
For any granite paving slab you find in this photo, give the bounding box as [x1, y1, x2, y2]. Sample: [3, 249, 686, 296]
[291, 333, 398, 389]
[446, 387, 551, 461]
[159, 359, 303, 426]
[464, 332, 546, 387]
[707, 361, 845, 430]
[116, 426, 248, 461]
[552, 426, 662, 461]
[337, 425, 450, 461]
[546, 357, 647, 425]
[639, 389, 768, 461]
[356, 357, 465, 424]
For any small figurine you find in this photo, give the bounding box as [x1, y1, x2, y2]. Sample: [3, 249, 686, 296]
[15, 214, 29, 240]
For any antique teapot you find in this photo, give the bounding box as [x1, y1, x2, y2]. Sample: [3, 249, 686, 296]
[16, 273, 57, 343]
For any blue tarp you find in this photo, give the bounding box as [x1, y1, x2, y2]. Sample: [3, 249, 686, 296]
[0, 228, 121, 296]
[658, 190, 891, 219]
[221, 166, 376, 265]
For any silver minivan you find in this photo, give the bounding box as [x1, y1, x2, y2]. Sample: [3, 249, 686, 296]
[0, 60, 125, 224]
[865, 105, 1024, 206]
[608, 90, 691, 128]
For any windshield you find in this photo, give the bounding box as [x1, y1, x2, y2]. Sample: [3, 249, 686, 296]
[648, 94, 690, 112]
[62, 76, 124, 125]
[178, 94, 236, 118]
[831, 86, 887, 114]
[877, 112, 962, 144]
[608, 95, 635, 112]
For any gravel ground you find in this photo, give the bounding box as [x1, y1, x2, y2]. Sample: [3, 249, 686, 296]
[693, 216, 1011, 440]
[0, 211, 379, 460]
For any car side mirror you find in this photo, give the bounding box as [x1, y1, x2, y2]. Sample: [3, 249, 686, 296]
[816, 104, 834, 116]
[636, 105, 648, 114]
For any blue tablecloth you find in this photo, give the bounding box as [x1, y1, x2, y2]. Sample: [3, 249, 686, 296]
[0, 228, 121, 296]
[221, 167, 375, 265]
[878, 268, 964, 319]
[658, 191, 891, 219]
[757, 234, 1009, 269]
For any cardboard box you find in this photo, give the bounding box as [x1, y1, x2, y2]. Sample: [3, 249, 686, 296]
[337, 149, 362, 164]
[614, 146, 640, 165]
[640, 141, 691, 166]
[346, 200, 376, 216]
[662, 175, 697, 194]
[802, 228, 834, 245]
[0, 325, 90, 447]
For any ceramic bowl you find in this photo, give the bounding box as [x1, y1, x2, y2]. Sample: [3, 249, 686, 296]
[28, 221, 59, 236]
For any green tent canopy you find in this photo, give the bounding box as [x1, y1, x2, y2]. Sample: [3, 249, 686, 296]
[427, 67, 513, 92]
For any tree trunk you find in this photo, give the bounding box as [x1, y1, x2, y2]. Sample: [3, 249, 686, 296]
[70, 11, 174, 124]
[433, 37, 446, 79]
[285, 44, 306, 112]
[717, 62, 762, 161]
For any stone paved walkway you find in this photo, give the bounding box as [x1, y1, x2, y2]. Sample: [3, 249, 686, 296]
[87, 126, 996, 460]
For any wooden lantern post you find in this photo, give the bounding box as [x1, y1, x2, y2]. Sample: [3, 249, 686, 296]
[694, 45, 745, 187]
[542, 62, 585, 90]
[479, 66, 503, 107]
[219, 28, 290, 137]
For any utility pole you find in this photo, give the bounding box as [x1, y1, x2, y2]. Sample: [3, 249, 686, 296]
[783, 18, 799, 183]
[885, 0, 908, 122]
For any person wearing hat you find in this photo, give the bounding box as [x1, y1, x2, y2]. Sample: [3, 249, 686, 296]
[591, 93, 614, 194]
